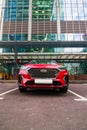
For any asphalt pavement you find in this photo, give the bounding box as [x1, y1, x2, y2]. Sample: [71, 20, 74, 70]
[0, 82, 87, 130]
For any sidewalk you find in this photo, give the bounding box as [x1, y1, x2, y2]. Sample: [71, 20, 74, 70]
[0, 80, 87, 84]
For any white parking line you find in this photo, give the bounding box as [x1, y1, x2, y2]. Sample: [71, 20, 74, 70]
[0, 88, 87, 101]
[0, 97, 4, 100]
[68, 89, 87, 101]
[83, 84, 87, 85]
[0, 88, 18, 97]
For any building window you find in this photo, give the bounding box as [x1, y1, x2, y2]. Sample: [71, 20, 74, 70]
[3, 34, 28, 41]
[3, 34, 8, 41]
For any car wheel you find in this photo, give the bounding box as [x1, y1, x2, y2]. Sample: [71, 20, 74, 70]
[18, 86, 27, 92]
[60, 85, 68, 93]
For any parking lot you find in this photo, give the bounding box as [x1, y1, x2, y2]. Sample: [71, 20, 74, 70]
[0, 82, 87, 130]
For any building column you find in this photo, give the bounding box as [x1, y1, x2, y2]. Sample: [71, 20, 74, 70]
[56, 0, 61, 41]
[28, 0, 32, 41]
[13, 46, 18, 80]
[0, 0, 6, 41]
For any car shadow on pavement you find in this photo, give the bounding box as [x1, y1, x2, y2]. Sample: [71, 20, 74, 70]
[20, 89, 67, 97]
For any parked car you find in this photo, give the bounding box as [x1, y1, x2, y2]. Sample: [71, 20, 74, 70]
[18, 60, 69, 93]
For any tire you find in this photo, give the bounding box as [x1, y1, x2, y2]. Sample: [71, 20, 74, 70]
[18, 86, 27, 92]
[60, 85, 68, 93]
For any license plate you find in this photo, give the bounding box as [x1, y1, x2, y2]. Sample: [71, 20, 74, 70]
[35, 79, 53, 84]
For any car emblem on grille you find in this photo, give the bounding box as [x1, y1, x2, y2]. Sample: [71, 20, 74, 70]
[40, 69, 47, 73]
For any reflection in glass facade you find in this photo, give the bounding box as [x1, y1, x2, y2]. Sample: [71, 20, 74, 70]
[4, 0, 29, 21]
[3, 0, 29, 42]
[32, 0, 58, 52]
[32, 0, 57, 41]
[60, 0, 87, 42]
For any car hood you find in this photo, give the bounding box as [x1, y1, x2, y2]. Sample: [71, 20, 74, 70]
[25, 64, 62, 69]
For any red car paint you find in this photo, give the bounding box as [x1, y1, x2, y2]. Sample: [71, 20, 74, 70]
[18, 60, 69, 93]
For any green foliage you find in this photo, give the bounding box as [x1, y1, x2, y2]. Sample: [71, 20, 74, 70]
[0, 66, 7, 73]
[80, 61, 87, 74]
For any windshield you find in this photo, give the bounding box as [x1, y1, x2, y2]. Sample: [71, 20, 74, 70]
[29, 60, 57, 64]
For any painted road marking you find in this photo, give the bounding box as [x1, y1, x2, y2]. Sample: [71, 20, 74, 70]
[68, 89, 87, 101]
[0, 97, 4, 100]
[0, 88, 18, 97]
[0, 88, 87, 102]
[83, 84, 87, 85]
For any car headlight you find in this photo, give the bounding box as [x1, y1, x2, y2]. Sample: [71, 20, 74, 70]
[58, 66, 67, 71]
[20, 66, 30, 71]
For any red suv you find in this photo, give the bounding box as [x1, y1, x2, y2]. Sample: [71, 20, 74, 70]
[18, 60, 69, 93]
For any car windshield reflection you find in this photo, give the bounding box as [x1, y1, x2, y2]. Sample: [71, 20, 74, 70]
[29, 60, 57, 64]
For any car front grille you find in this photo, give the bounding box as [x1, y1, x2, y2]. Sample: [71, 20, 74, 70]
[28, 68, 59, 78]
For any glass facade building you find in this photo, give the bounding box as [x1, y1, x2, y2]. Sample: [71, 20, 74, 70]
[0, 0, 87, 77]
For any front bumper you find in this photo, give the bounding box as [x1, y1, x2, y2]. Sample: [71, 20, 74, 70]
[18, 78, 68, 89]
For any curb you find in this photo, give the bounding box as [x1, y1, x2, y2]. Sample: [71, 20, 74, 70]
[0, 80, 18, 83]
[69, 80, 87, 84]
